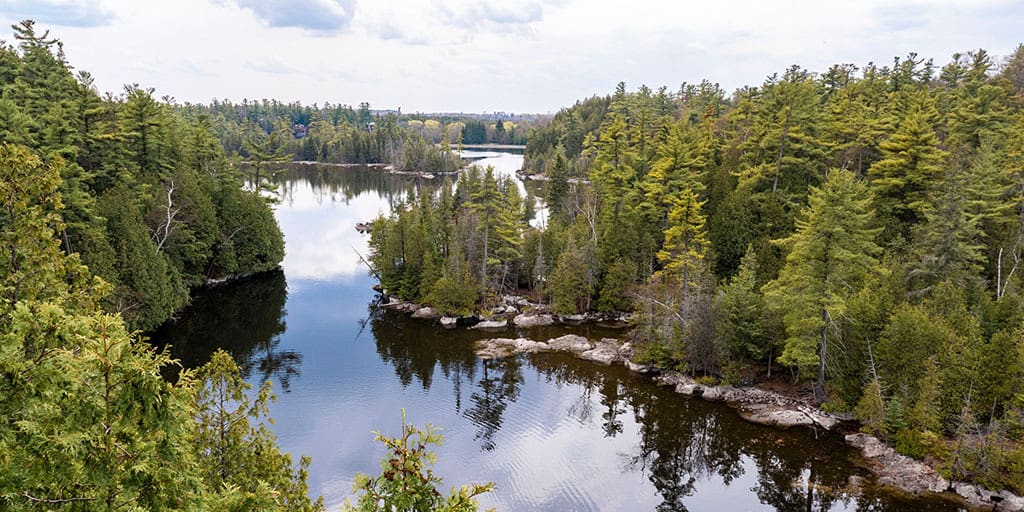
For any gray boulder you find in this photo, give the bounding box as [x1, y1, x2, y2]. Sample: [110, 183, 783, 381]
[546, 334, 593, 353]
[513, 313, 554, 327]
[411, 307, 440, 319]
[470, 319, 508, 330]
[580, 340, 624, 365]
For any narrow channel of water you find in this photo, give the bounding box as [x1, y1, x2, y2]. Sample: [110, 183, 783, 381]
[153, 151, 965, 511]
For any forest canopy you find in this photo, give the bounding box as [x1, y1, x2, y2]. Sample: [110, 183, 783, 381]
[368, 45, 1024, 492]
[0, 19, 286, 331]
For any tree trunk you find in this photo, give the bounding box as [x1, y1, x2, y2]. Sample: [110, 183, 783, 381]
[772, 112, 790, 193]
[815, 308, 828, 405]
[481, 215, 489, 289]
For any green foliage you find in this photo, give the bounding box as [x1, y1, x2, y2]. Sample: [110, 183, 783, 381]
[656, 188, 709, 282]
[0, 22, 307, 511]
[550, 238, 595, 315]
[547, 151, 570, 218]
[719, 246, 766, 362]
[855, 379, 886, 438]
[764, 168, 883, 402]
[0, 305, 204, 511]
[426, 252, 479, 317]
[0, 24, 285, 331]
[867, 100, 947, 239]
[195, 351, 323, 511]
[97, 183, 187, 331]
[597, 257, 636, 313]
[0, 143, 102, 319]
[344, 411, 494, 512]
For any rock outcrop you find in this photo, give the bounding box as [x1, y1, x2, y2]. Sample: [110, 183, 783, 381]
[470, 319, 508, 330]
[845, 433, 1024, 511]
[546, 334, 593, 352]
[512, 313, 554, 327]
[579, 338, 627, 365]
[411, 306, 440, 319]
[475, 334, 629, 360]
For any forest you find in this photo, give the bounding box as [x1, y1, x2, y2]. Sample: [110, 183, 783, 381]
[0, 20, 287, 332]
[0, 20, 494, 511]
[0, 20, 329, 510]
[8, 11, 1024, 506]
[178, 99, 466, 175]
[368, 46, 1024, 492]
[178, 99, 532, 176]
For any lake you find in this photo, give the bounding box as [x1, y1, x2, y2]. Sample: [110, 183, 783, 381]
[152, 150, 964, 511]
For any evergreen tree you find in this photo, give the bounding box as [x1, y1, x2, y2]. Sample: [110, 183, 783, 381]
[656, 188, 710, 286]
[764, 169, 883, 403]
[867, 102, 947, 239]
[195, 351, 323, 511]
[549, 238, 594, 315]
[547, 151, 570, 219]
[344, 412, 493, 512]
[719, 245, 767, 363]
[97, 184, 186, 331]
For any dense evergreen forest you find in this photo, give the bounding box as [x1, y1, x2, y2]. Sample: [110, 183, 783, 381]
[0, 20, 286, 332]
[0, 20, 331, 510]
[369, 46, 1024, 492]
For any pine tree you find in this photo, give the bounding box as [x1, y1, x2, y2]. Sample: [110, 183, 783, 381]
[855, 378, 887, 437]
[764, 168, 884, 403]
[907, 156, 987, 295]
[549, 238, 594, 315]
[867, 103, 947, 238]
[656, 188, 710, 287]
[547, 151, 570, 219]
[641, 121, 707, 229]
[719, 245, 767, 362]
[0, 143, 99, 319]
[468, 166, 502, 287]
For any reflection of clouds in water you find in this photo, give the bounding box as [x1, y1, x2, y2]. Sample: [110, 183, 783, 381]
[276, 181, 388, 281]
[446, 387, 642, 511]
[276, 151, 533, 282]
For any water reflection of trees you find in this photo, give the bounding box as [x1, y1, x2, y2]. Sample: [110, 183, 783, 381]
[526, 356, 861, 512]
[368, 314, 957, 511]
[150, 270, 301, 391]
[463, 357, 523, 451]
[370, 310, 525, 451]
[272, 164, 449, 209]
[370, 309, 479, 393]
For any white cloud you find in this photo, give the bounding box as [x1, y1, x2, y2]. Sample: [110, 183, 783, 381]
[0, 0, 114, 27]
[220, 0, 355, 32]
[0, 0, 1020, 112]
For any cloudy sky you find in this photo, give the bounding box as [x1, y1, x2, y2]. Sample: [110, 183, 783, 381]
[1, 0, 1021, 113]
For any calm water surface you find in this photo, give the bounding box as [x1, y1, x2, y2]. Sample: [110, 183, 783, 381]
[153, 151, 964, 511]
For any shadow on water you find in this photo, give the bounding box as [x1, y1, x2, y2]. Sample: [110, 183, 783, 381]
[151, 270, 301, 392]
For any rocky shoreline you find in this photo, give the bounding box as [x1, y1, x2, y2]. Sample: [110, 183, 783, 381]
[378, 294, 1024, 510]
[379, 295, 630, 329]
[470, 334, 1024, 511]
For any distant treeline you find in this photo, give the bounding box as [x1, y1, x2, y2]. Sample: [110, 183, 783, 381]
[177, 101, 537, 174]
